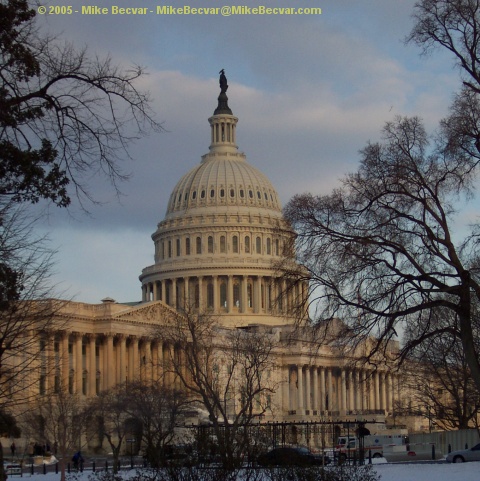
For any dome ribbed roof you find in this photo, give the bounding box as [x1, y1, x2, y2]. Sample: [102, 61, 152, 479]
[165, 155, 281, 218]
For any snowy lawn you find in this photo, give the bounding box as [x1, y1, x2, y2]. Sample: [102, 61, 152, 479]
[10, 461, 480, 481]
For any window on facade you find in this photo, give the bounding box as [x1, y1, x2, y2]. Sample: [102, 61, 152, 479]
[220, 236, 226, 253]
[168, 240, 172, 258]
[184, 192, 188, 201]
[208, 236, 214, 253]
[207, 283, 214, 309]
[210, 189, 215, 198]
[233, 282, 240, 308]
[230, 189, 235, 197]
[256, 237, 262, 254]
[220, 189, 225, 197]
[266, 238, 271, 255]
[257, 191, 261, 199]
[194, 284, 200, 308]
[201, 190, 206, 199]
[249, 190, 253, 198]
[240, 189, 244, 198]
[186, 238, 191, 255]
[39, 374, 46, 395]
[220, 282, 227, 307]
[245, 236, 250, 253]
[176, 238, 181, 256]
[196, 237, 202, 254]
[247, 282, 252, 308]
[192, 191, 197, 199]
[232, 235, 238, 253]
[264, 192, 268, 200]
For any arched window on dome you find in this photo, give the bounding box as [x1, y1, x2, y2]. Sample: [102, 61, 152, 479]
[256, 236, 262, 254]
[220, 236, 226, 253]
[196, 237, 202, 254]
[192, 191, 197, 200]
[201, 190, 206, 199]
[230, 189, 235, 198]
[208, 236, 214, 253]
[249, 190, 253, 199]
[245, 236, 250, 253]
[186, 238, 191, 255]
[266, 238, 271, 255]
[232, 235, 239, 253]
[257, 191, 261, 199]
[220, 189, 225, 198]
[220, 282, 227, 308]
[210, 189, 215, 198]
[207, 282, 214, 309]
[240, 189, 244, 198]
[176, 239, 181, 256]
[168, 240, 172, 258]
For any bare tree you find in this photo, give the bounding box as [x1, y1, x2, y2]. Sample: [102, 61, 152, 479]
[22, 388, 85, 481]
[282, 114, 480, 391]
[1, 0, 162, 208]
[85, 384, 133, 473]
[156, 310, 277, 469]
[401, 309, 480, 431]
[124, 380, 189, 468]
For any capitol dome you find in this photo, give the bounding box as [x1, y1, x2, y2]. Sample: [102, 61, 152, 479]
[139, 76, 303, 327]
[165, 155, 282, 219]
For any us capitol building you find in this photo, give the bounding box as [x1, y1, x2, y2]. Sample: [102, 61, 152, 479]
[26, 73, 400, 431]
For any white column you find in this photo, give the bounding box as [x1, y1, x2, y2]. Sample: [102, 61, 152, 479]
[61, 332, 69, 392]
[313, 368, 319, 413]
[320, 367, 326, 412]
[198, 276, 204, 311]
[242, 275, 248, 313]
[227, 275, 233, 312]
[297, 365, 304, 414]
[172, 279, 177, 309]
[74, 333, 82, 394]
[305, 367, 311, 413]
[119, 335, 127, 385]
[213, 275, 218, 313]
[348, 370, 354, 412]
[341, 369, 347, 414]
[375, 371, 380, 410]
[88, 335, 96, 396]
[327, 368, 333, 412]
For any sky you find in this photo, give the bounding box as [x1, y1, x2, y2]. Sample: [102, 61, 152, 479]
[32, 0, 462, 304]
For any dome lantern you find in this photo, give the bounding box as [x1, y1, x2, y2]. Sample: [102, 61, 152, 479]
[209, 70, 238, 154]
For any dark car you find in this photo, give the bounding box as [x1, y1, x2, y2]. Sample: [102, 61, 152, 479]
[257, 446, 330, 466]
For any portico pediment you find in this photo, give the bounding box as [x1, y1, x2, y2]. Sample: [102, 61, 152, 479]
[115, 301, 179, 325]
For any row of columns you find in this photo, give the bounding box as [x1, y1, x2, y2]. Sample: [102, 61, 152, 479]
[39, 332, 181, 397]
[285, 365, 395, 416]
[142, 275, 307, 315]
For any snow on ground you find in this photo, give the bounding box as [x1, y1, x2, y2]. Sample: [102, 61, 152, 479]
[13, 461, 480, 481]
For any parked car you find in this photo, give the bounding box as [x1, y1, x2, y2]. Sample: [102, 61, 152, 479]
[446, 443, 480, 463]
[257, 446, 330, 466]
[4, 462, 22, 475]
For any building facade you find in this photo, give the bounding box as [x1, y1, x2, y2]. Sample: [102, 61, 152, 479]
[24, 78, 401, 431]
